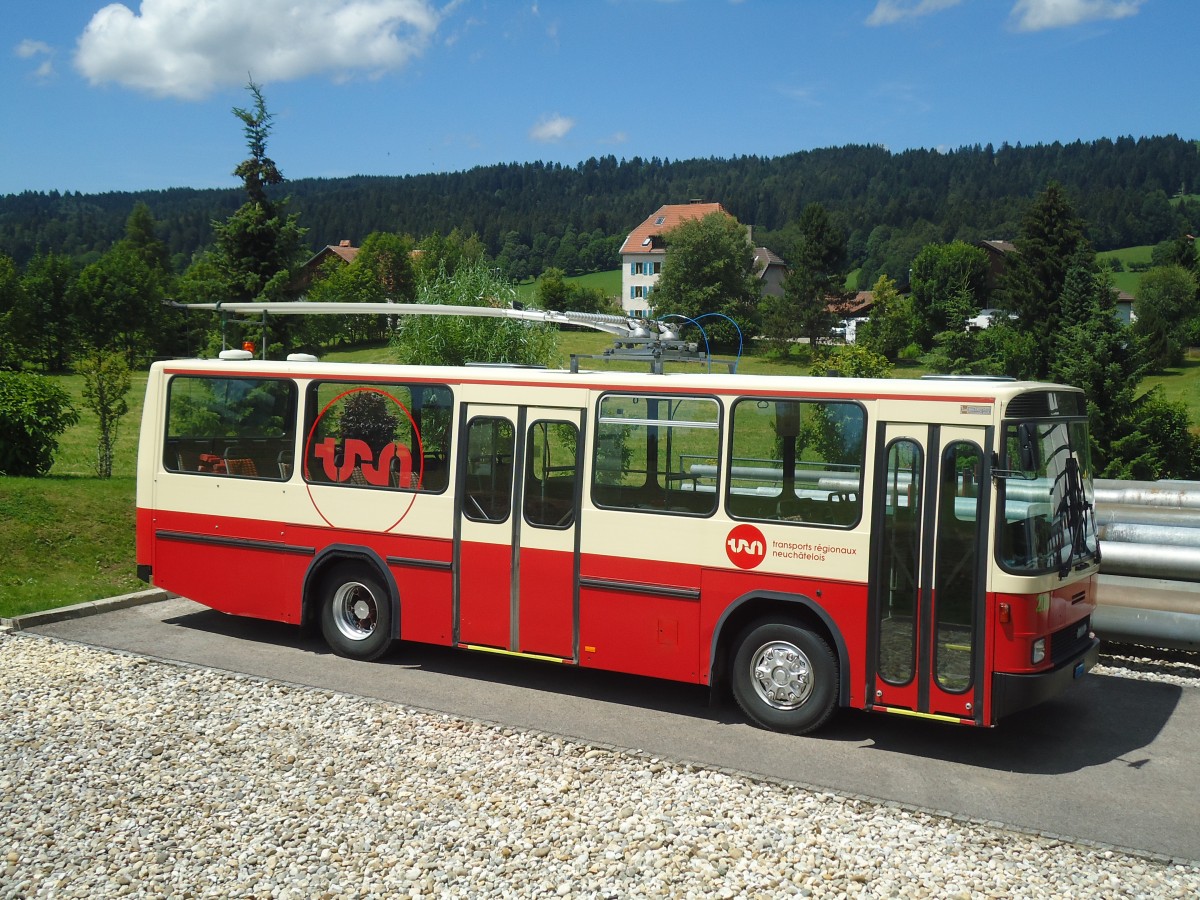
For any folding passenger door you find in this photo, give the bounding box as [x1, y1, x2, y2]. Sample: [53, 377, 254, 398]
[867, 422, 991, 723]
[454, 404, 584, 659]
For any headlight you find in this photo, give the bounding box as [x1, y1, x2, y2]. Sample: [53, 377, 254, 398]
[1032, 638, 1046, 665]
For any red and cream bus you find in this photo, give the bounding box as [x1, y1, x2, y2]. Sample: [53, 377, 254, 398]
[136, 355, 1101, 733]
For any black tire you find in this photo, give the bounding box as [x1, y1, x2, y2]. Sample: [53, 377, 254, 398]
[730, 619, 838, 734]
[317, 563, 394, 661]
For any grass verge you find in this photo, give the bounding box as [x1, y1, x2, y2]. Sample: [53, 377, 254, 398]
[0, 477, 143, 618]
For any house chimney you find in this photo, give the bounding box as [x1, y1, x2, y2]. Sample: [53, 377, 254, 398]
[339, 240, 351, 247]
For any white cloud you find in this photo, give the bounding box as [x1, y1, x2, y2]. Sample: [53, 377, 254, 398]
[866, 0, 962, 26]
[16, 39, 53, 59]
[16, 38, 56, 80]
[1009, 0, 1145, 31]
[74, 0, 442, 100]
[529, 114, 574, 142]
[778, 83, 819, 105]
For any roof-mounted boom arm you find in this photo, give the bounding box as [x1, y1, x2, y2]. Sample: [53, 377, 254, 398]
[166, 300, 669, 340]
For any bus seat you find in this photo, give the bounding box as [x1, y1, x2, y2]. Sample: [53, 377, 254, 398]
[222, 447, 257, 478]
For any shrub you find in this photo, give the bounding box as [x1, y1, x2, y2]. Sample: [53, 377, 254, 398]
[0, 372, 80, 476]
[811, 344, 893, 379]
[390, 262, 558, 367]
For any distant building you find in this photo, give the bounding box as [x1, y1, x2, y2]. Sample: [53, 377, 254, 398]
[754, 247, 788, 300]
[291, 240, 360, 295]
[978, 239, 1136, 325]
[1114, 291, 1136, 325]
[618, 201, 784, 317]
[977, 239, 1016, 297]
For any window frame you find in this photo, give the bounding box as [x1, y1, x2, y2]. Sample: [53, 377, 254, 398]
[301, 379, 454, 494]
[589, 391, 722, 518]
[162, 374, 298, 482]
[724, 395, 867, 529]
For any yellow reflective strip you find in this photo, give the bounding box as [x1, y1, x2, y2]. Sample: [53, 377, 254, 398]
[462, 644, 567, 664]
[877, 706, 968, 724]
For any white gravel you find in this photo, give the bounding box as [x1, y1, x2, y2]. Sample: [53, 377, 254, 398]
[2, 631, 1197, 899]
[1093, 648, 1200, 689]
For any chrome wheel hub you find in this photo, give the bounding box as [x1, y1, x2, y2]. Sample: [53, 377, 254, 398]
[333, 582, 377, 642]
[751, 640, 814, 710]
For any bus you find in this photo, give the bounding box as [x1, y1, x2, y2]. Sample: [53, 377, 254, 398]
[136, 355, 1101, 734]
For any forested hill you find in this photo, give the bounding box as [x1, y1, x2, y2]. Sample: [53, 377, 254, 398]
[3, 135, 1198, 285]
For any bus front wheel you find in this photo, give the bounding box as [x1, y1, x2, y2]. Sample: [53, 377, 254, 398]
[318, 564, 394, 661]
[730, 620, 838, 734]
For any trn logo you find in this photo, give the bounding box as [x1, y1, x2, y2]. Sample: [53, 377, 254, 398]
[725, 524, 767, 570]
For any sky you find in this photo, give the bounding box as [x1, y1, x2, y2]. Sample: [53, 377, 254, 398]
[2, 0, 1196, 196]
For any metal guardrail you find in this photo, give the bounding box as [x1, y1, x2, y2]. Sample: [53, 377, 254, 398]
[1092, 480, 1200, 650]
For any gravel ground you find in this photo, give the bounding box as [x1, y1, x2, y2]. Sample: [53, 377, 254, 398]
[2, 631, 1198, 900]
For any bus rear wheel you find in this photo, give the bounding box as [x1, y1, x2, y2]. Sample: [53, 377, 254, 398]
[731, 620, 838, 734]
[318, 564, 394, 661]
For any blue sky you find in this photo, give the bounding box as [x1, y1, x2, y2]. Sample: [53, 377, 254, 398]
[2, 0, 1195, 196]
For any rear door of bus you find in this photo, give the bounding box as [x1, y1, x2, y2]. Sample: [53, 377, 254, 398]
[868, 423, 992, 724]
[454, 404, 584, 659]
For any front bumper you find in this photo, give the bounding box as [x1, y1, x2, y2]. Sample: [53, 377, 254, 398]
[991, 637, 1101, 721]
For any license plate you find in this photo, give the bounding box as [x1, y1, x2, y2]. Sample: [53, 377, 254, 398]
[1074, 661, 1087, 679]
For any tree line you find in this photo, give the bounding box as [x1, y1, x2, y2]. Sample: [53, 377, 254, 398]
[2, 136, 1199, 288]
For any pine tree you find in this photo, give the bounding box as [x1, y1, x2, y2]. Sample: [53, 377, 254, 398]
[1000, 183, 1090, 377]
[204, 81, 308, 355]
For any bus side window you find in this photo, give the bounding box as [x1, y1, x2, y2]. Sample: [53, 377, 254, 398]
[163, 376, 296, 481]
[463, 417, 515, 522]
[590, 394, 719, 516]
[524, 420, 579, 529]
[726, 397, 865, 527]
[302, 382, 453, 493]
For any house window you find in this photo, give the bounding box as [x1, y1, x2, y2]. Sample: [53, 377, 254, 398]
[652, 262, 662, 275]
[655, 216, 666, 226]
[633, 286, 644, 299]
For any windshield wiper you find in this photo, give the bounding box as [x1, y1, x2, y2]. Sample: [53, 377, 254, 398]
[1056, 457, 1096, 577]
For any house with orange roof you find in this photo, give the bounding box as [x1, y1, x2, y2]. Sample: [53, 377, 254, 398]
[618, 200, 784, 317]
[619, 201, 725, 316]
[291, 240, 360, 295]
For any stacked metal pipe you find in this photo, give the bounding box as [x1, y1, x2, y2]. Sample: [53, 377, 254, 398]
[1091, 479, 1200, 650]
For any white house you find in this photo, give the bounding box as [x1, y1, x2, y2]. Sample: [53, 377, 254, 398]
[617, 201, 724, 316]
[618, 200, 789, 317]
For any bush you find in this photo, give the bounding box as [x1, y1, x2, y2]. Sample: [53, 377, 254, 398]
[0, 371, 80, 476]
[1102, 390, 1200, 480]
[811, 344, 893, 379]
[390, 262, 558, 367]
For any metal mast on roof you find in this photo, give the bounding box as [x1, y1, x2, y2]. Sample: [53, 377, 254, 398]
[166, 299, 739, 373]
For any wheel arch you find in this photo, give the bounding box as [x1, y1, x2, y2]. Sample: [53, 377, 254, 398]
[709, 591, 850, 708]
[302, 544, 400, 639]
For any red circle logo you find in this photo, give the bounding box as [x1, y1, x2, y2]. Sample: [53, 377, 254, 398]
[303, 386, 424, 532]
[725, 524, 767, 569]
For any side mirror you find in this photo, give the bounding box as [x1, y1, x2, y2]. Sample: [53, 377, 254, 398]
[1017, 423, 1039, 472]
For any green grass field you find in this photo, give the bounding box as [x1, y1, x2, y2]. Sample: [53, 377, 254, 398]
[3, 299, 1198, 619]
[514, 269, 622, 305]
[1096, 245, 1154, 297]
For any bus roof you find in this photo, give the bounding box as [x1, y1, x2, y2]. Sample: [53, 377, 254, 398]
[156, 356, 1083, 407]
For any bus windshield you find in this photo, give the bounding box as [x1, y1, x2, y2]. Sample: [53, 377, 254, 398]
[998, 418, 1099, 576]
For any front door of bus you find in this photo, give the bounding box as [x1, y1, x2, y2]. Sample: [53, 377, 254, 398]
[455, 404, 583, 659]
[868, 423, 991, 724]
